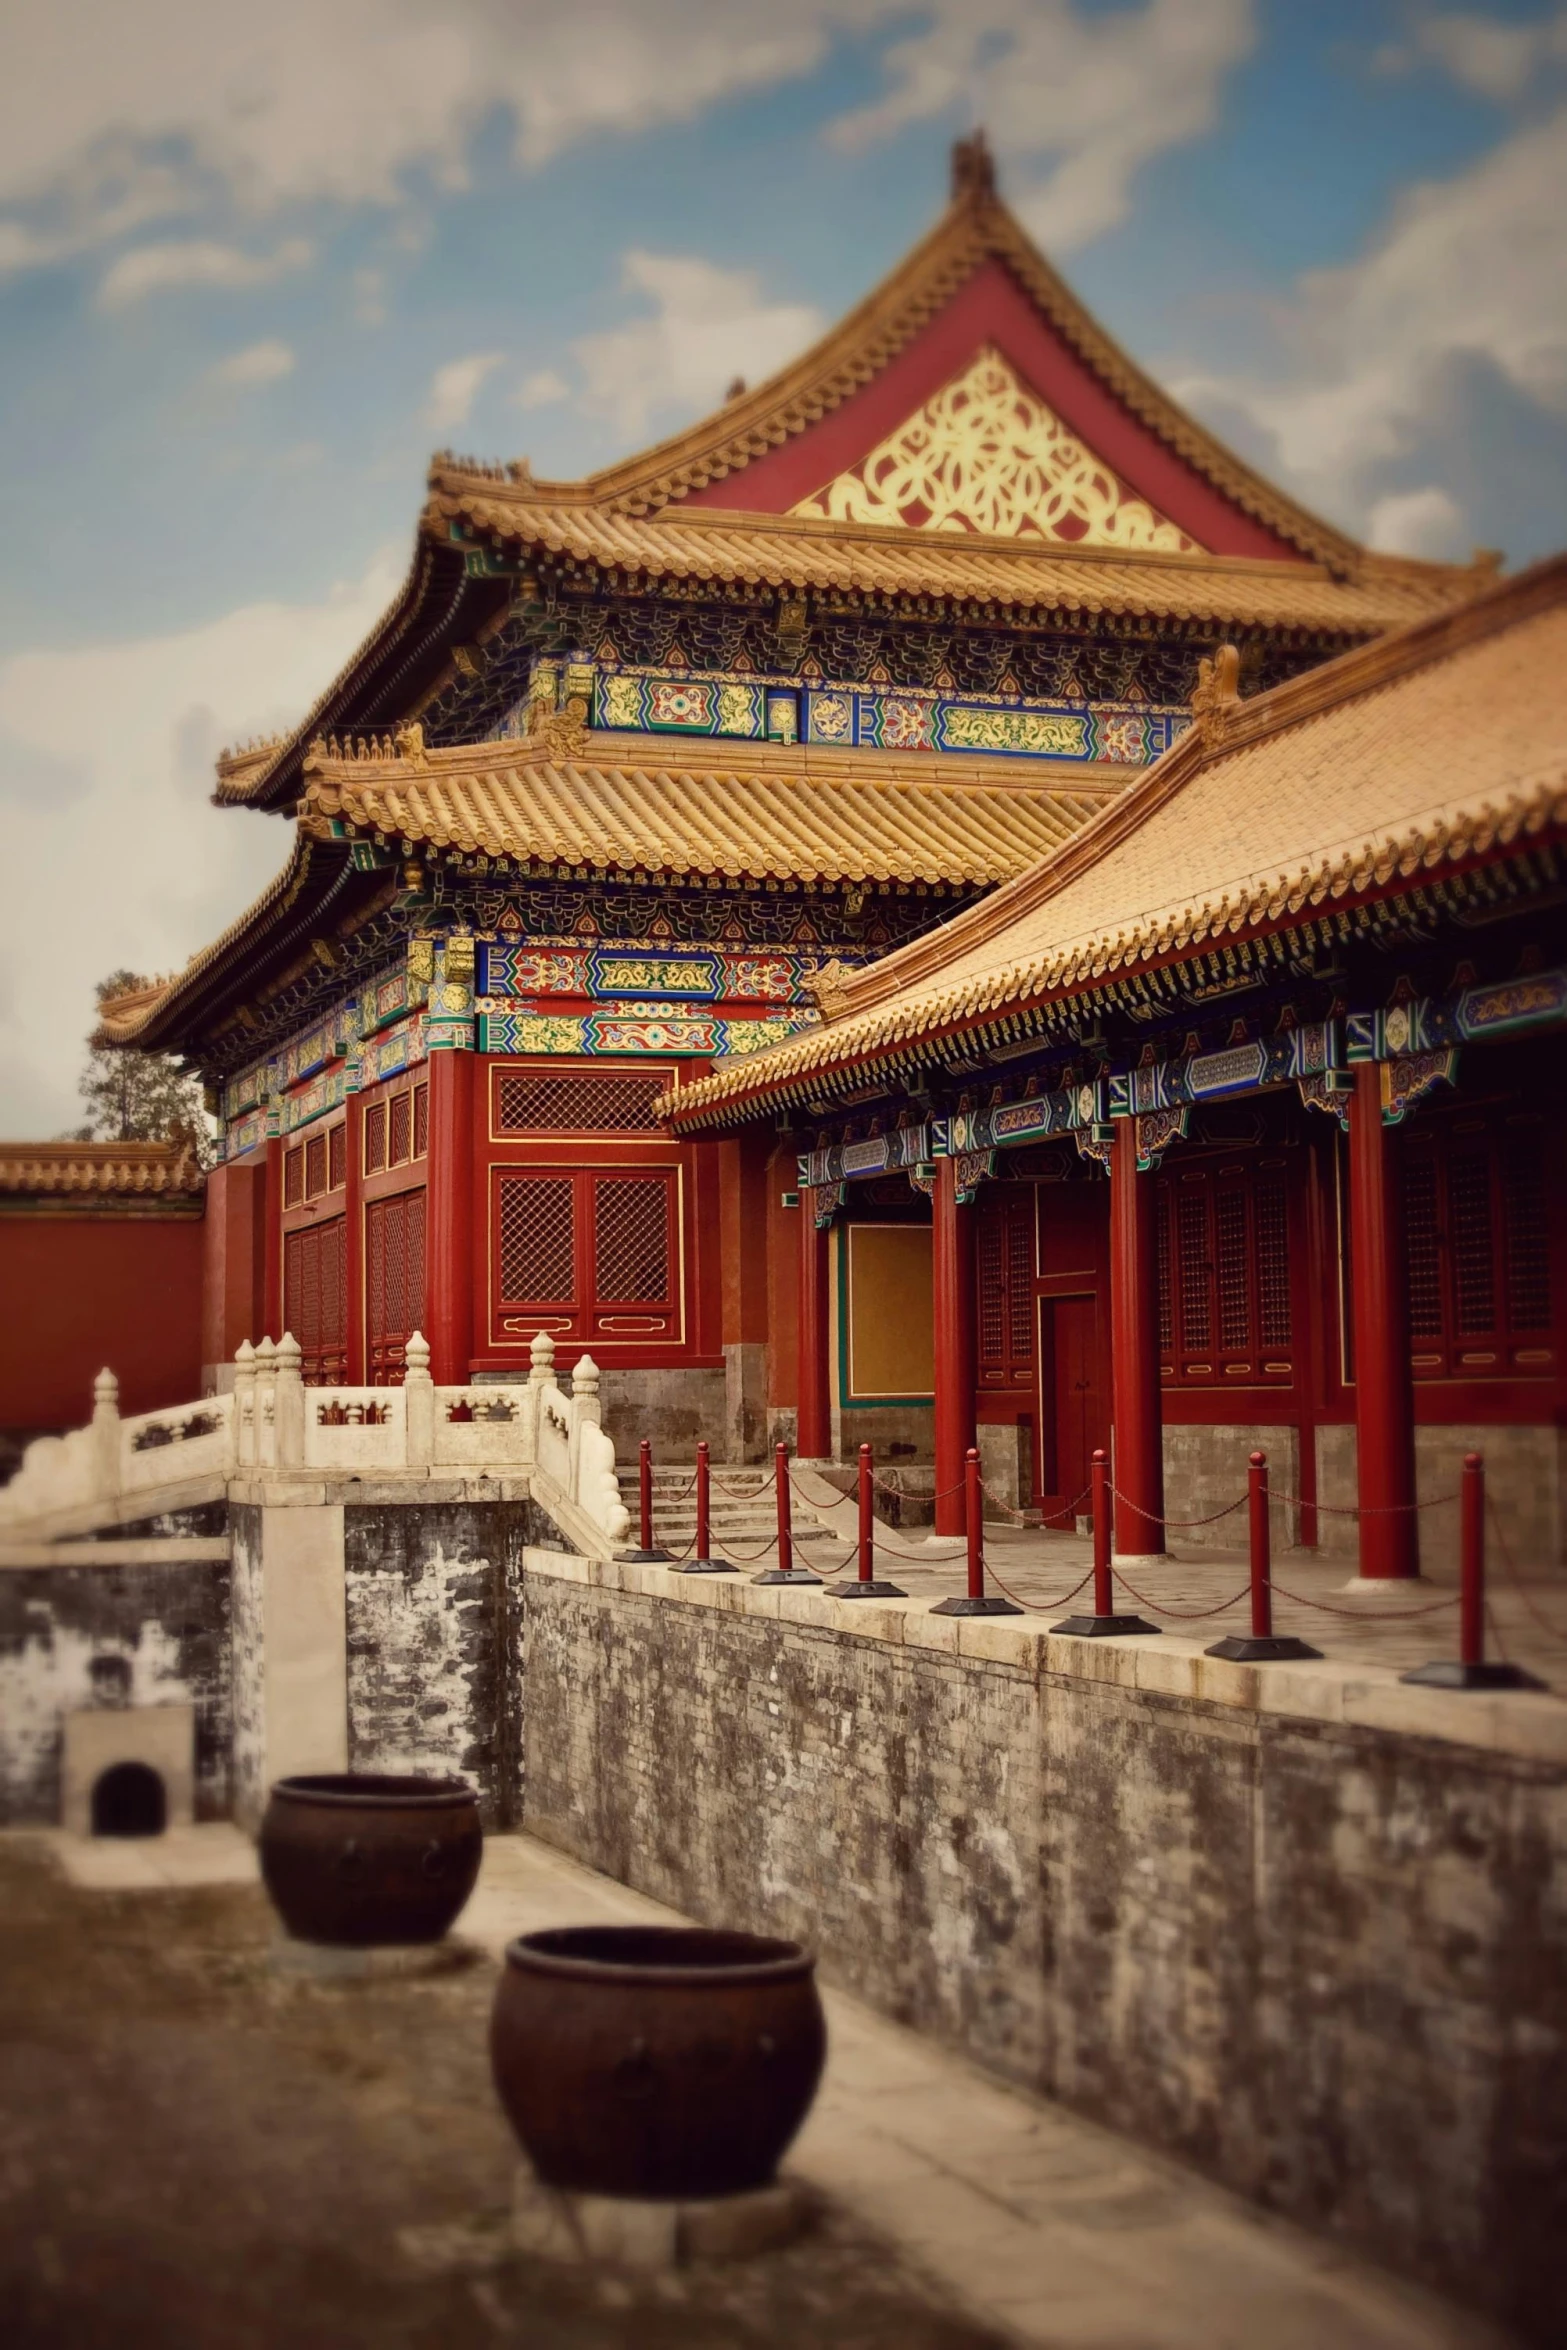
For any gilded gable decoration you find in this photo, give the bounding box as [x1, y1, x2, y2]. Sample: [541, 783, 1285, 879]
[791, 348, 1203, 553]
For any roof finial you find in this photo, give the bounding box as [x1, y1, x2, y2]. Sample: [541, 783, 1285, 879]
[951, 129, 996, 204]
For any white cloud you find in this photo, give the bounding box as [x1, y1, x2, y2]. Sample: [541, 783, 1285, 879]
[97, 235, 313, 309]
[0, 550, 402, 1138]
[0, 2, 1246, 273]
[573, 250, 824, 442]
[1366, 486, 1466, 559]
[1388, 10, 1567, 104]
[827, 0, 1257, 249]
[517, 366, 569, 410]
[423, 351, 505, 436]
[1179, 106, 1567, 529]
[208, 338, 295, 387]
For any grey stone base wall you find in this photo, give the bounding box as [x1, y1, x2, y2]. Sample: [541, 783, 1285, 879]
[522, 1568, 1566, 2344]
[1316, 1422, 1565, 1571]
[1161, 1423, 1301, 1551]
[599, 1368, 727, 1460]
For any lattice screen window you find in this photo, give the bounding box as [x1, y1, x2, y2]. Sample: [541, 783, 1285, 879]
[283, 1146, 304, 1208]
[364, 1102, 387, 1175]
[413, 1082, 429, 1159]
[1157, 1160, 1293, 1382]
[593, 1177, 671, 1304]
[304, 1132, 327, 1199]
[389, 1091, 412, 1166]
[367, 1189, 426, 1382]
[977, 1190, 1035, 1384]
[285, 1218, 348, 1384]
[1402, 1120, 1555, 1378]
[498, 1176, 577, 1305]
[328, 1123, 346, 1191]
[495, 1069, 669, 1134]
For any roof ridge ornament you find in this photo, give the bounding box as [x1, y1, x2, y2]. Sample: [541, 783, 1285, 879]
[1190, 643, 1241, 747]
[951, 130, 997, 204]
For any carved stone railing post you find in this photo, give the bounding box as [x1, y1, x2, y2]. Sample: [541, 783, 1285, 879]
[92, 1367, 121, 1502]
[404, 1330, 435, 1468]
[253, 1336, 278, 1470]
[233, 1339, 256, 1468]
[520, 1327, 556, 1460]
[569, 1352, 601, 1493]
[274, 1332, 305, 1468]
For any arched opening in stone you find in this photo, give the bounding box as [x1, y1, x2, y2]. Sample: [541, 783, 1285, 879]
[91, 1760, 167, 1838]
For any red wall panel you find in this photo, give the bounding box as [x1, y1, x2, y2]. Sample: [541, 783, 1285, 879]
[0, 1215, 204, 1433]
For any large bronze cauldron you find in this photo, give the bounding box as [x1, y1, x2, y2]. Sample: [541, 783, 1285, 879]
[490, 1924, 825, 2200]
[259, 1773, 482, 1946]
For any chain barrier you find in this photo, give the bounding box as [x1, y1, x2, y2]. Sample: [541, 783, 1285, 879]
[708, 1466, 776, 1501]
[870, 1469, 967, 1505]
[1270, 1487, 1461, 1518]
[1263, 1578, 1457, 1621]
[1110, 1571, 1253, 1622]
[1485, 1498, 1567, 1641]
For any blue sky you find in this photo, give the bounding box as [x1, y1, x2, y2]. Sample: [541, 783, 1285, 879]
[1, 0, 1565, 1134]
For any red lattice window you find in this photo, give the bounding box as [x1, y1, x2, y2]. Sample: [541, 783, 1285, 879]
[413, 1082, 429, 1159]
[364, 1101, 387, 1175]
[495, 1069, 669, 1134]
[1157, 1160, 1294, 1383]
[593, 1177, 671, 1305]
[490, 1165, 681, 1343]
[367, 1188, 426, 1382]
[977, 1190, 1035, 1386]
[285, 1217, 347, 1384]
[283, 1145, 304, 1208]
[389, 1090, 412, 1166]
[304, 1132, 327, 1199]
[1402, 1119, 1556, 1379]
[328, 1123, 346, 1192]
[498, 1176, 577, 1306]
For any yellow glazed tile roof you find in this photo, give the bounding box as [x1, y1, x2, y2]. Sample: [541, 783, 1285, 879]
[0, 1140, 205, 1198]
[666, 554, 1567, 1126]
[423, 492, 1480, 638]
[300, 731, 1122, 888]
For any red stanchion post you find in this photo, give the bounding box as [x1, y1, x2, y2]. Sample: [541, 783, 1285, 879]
[1207, 1450, 1318, 1662]
[753, 1441, 821, 1586]
[619, 1434, 671, 1562]
[933, 1446, 1021, 1617]
[1403, 1451, 1538, 1689]
[835, 1440, 906, 1599]
[678, 1438, 732, 1574]
[1052, 1447, 1157, 1636]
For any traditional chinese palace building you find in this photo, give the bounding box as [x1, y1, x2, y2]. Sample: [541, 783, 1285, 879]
[98, 138, 1563, 1572]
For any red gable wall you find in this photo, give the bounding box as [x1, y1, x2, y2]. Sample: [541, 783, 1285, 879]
[684, 257, 1300, 562]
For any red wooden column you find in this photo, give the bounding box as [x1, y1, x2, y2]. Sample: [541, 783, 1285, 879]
[796, 1198, 832, 1461]
[1109, 1117, 1165, 1558]
[1348, 1062, 1420, 1578]
[344, 1086, 366, 1385]
[932, 1155, 977, 1539]
[425, 1051, 476, 1387]
[262, 1132, 284, 1340]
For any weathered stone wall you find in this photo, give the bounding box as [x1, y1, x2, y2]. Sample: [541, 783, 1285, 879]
[1161, 1422, 1301, 1550]
[343, 1500, 541, 1826]
[521, 1565, 1566, 2342]
[599, 1367, 726, 1459]
[0, 1555, 232, 1825]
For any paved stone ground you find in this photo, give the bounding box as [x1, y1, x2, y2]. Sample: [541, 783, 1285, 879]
[772, 1494, 1567, 1690]
[6, 1826, 1519, 2350]
[0, 1833, 1002, 2350]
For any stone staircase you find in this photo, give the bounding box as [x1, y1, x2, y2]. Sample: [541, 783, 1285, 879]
[614, 1463, 849, 1569]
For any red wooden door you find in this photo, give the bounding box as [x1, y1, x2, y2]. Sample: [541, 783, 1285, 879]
[366, 1190, 426, 1383]
[1039, 1293, 1105, 1528]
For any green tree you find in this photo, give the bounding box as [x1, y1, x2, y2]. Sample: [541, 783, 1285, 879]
[70, 970, 213, 1163]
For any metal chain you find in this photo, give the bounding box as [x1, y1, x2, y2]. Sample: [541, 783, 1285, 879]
[1109, 1571, 1253, 1621]
[1485, 1498, 1567, 1641]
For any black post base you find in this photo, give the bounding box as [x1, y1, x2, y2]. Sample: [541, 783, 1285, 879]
[675, 1557, 735, 1575]
[752, 1567, 824, 1587]
[1050, 1612, 1162, 1637]
[1205, 1633, 1323, 1663]
[1400, 1658, 1545, 1690]
[833, 1578, 908, 1599]
[617, 1547, 672, 1564]
[931, 1594, 1024, 1617]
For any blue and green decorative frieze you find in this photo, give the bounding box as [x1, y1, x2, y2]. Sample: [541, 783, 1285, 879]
[582, 662, 1187, 768]
[477, 942, 868, 1005]
[1345, 968, 1567, 1060]
[478, 1008, 815, 1058]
